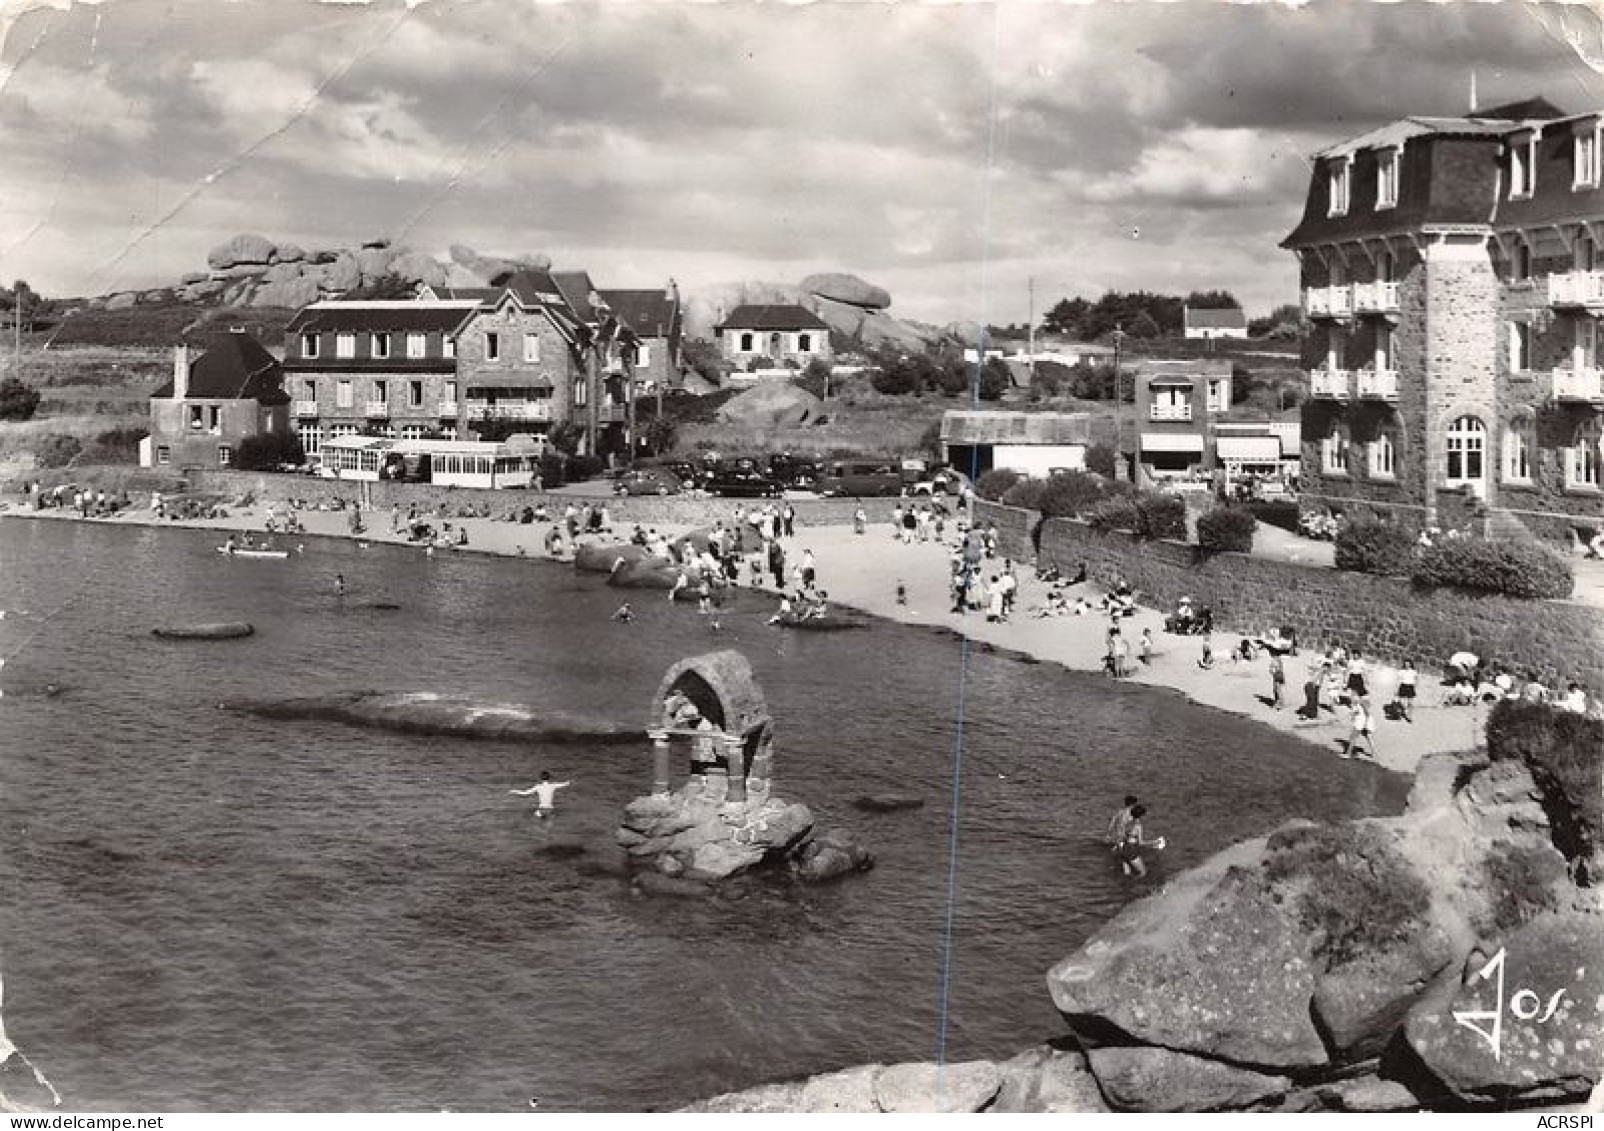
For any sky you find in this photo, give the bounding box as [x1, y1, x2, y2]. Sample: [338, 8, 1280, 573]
[0, 0, 1600, 327]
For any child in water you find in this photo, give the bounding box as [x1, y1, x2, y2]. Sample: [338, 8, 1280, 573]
[1116, 804, 1166, 877]
[510, 772, 571, 818]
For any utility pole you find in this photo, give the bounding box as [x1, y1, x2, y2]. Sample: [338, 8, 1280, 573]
[12, 285, 20, 382]
[1027, 276, 1036, 383]
[1110, 326, 1127, 481]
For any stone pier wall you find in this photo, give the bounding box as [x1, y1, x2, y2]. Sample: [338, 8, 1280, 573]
[975, 500, 1604, 687]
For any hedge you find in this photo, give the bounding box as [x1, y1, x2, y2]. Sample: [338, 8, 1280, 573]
[1334, 517, 1416, 577]
[1411, 537, 1573, 600]
[1086, 490, 1187, 541]
[1196, 505, 1257, 554]
[1486, 700, 1602, 881]
[1250, 499, 1301, 535]
[1037, 469, 1109, 519]
[1000, 478, 1048, 510]
[975, 467, 1022, 502]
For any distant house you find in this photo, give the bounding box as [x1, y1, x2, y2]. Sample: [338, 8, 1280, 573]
[597, 282, 683, 393]
[1183, 305, 1249, 340]
[716, 304, 831, 369]
[1132, 358, 1234, 479]
[939, 410, 1090, 478]
[142, 330, 289, 469]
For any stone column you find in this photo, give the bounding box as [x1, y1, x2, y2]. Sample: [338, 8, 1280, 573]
[747, 735, 774, 799]
[723, 734, 747, 805]
[649, 730, 671, 797]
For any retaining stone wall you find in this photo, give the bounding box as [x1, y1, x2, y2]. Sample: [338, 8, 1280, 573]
[186, 469, 907, 528]
[972, 499, 1037, 560]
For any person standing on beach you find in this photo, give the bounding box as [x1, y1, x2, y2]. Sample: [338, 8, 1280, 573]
[782, 502, 795, 538]
[854, 507, 867, 535]
[1269, 652, 1285, 709]
[510, 772, 570, 819]
[1345, 698, 1375, 760]
[1391, 659, 1417, 723]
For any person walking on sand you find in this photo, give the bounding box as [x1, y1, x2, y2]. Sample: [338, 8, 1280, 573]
[1138, 627, 1153, 665]
[1391, 659, 1417, 723]
[854, 507, 867, 535]
[1196, 633, 1215, 670]
[1269, 652, 1285, 710]
[510, 772, 570, 818]
[1344, 697, 1376, 760]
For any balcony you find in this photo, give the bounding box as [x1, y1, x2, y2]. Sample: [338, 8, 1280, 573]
[1351, 281, 1400, 314]
[1304, 285, 1353, 320]
[464, 401, 552, 422]
[1355, 368, 1399, 401]
[598, 403, 628, 424]
[1552, 366, 1604, 402]
[1148, 403, 1193, 422]
[1547, 270, 1604, 309]
[437, 402, 459, 418]
[1309, 368, 1352, 400]
[291, 399, 318, 417]
[364, 401, 390, 418]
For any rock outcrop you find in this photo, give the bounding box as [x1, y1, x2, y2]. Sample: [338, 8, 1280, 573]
[686, 739, 1603, 1112]
[223, 691, 645, 744]
[0, 966, 59, 1113]
[207, 232, 277, 270]
[715, 382, 825, 427]
[617, 787, 815, 882]
[801, 271, 891, 310]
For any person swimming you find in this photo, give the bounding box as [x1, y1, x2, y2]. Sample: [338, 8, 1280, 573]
[611, 603, 634, 623]
[510, 771, 571, 818]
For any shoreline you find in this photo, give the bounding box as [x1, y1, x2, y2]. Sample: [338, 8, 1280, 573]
[0, 498, 1480, 774]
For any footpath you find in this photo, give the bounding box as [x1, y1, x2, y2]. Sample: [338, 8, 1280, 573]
[1, 496, 1481, 774]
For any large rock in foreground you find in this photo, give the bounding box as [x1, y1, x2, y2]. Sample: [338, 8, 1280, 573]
[617, 786, 814, 882]
[1084, 1046, 1290, 1112]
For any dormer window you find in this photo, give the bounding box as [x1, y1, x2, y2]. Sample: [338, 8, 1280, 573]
[1509, 133, 1537, 199]
[1327, 158, 1351, 217]
[372, 332, 391, 359]
[301, 332, 320, 359]
[1376, 148, 1399, 210]
[1575, 125, 1601, 190]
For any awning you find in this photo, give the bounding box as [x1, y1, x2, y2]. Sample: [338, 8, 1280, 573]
[1147, 377, 1195, 386]
[1217, 436, 1282, 461]
[1140, 432, 1205, 454]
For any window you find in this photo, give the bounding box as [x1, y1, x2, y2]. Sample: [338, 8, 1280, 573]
[486, 332, 500, 360]
[372, 332, 391, 359]
[739, 332, 754, 352]
[1206, 379, 1227, 412]
[301, 332, 320, 358]
[1321, 425, 1350, 475]
[1577, 233, 1597, 273]
[1509, 134, 1537, 199]
[637, 345, 650, 368]
[444, 381, 458, 403]
[400, 424, 429, 441]
[574, 374, 588, 408]
[1513, 241, 1533, 281]
[1576, 317, 1597, 371]
[798, 333, 812, 353]
[1575, 127, 1600, 189]
[1377, 251, 1395, 283]
[337, 332, 355, 359]
[302, 378, 315, 399]
[218, 445, 233, 467]
[1327, 158, 1351, 216]
[373, 380, 388, 405]
[1503, 415, 1533, 483]
[189, 405, 204, 430]
[1376, 148, 1399, 209]
[1445, 416, 1486, 486]
[156, 445, 171, 465]
[207, 406, 222, 434]
[1325, 326, 1348, 371]
[1369, 432, 1395, 479]
[524, 332, 541, 363]
[443, 336, 456, 359]
[1569, 417, 1603, 489]
[298, 424, 321, 456]
[1509, 322, 1532, 373]
[407, 333, 426, 359]
[1374, 324, 1393, 372]
[337, 380, 353, 408]
[408, 380, 423, 408]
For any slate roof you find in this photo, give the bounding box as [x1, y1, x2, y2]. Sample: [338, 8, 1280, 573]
[1183, 306, 1247, 330]
[716, 304, 830, 332]
[940, 410, 1091, 446]
[551, 270, 600, 322]
[151, 332, 288, 404]
[599, 289, 679, 337]
[285, 303, 476, 334]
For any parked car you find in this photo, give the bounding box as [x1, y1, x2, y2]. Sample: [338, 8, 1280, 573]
[817, 460, 904, 498]
[614, 469, 683, 496]
[910, 464, 971, 497]
[710, 456, 784, 498]
[769, 453, 824, 492]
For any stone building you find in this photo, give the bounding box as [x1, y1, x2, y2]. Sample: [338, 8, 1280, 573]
[1283, 96, 1604, 543]
[1132, 358, 1234, 480]
[716, 304, 832, 370]
[142, 331, 289, 469]
[597, 281, 684, 394]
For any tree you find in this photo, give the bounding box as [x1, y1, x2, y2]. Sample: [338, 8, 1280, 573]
[643, 416, 678, 456]
[0, 377, 41, 421]
[681, 338, 726, 387]
[977, 357, 1012, 401]
[35, 434, 82, 468]
[1185, 290, 1240, 310]
[548, 421, 584, 455]
[1085, 441, 1117, 478]
[1042, 296, 1092, 337]
[235, 431, 306, 471]
[1125, 311, 1162, 339]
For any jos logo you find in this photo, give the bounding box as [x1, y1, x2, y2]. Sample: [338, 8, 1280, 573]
[1451, 946, 1568, 1061]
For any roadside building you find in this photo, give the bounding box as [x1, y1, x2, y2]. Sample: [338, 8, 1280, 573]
[142, 330, 289, 469]
[598, 281, 684, 394]
[939, 410, 1090, 478]
[1132, 358, 1234, 480]
[1183, 305, 1249, 340]
[1284, 96, 1604, 543]
[716, 304, 832, 370]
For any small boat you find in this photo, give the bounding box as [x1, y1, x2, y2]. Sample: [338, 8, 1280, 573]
[217, 546, 290, 559]
[153, 622, 255, 640]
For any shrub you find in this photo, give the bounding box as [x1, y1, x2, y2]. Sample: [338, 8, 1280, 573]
[1036, 469, 1107, 519]
[1334, 517, 1416, 576]
[1085, 495, 1142, 534]
[1084, 441, 1117, 478]
[1264, 822, 1431, 969]
[566, 454, 607, 482]
[1486, 699, 1603, 878]
[1411, 537, 1573, 599]
[537, 452, 565, 488]
[1250, 499, 1301, 535]
[1134, 492, 1188, 541]
[234, 431, 306, 471]
[0, 377, 41, 421]
[1000, 478, 1047, 510]
[977, 358, 1011, 401]
[974, 467, 1022, 502]
[1197, 505, 1257, 554]
[746, 355, 775, 373]
[34, 433, 82, 468]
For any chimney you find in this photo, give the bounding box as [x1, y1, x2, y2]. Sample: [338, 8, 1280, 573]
[173, 344, 190, 401]
[665, 277, 678, 304]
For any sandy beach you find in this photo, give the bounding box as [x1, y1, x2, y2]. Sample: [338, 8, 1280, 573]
[2, 496, 1482, 774]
